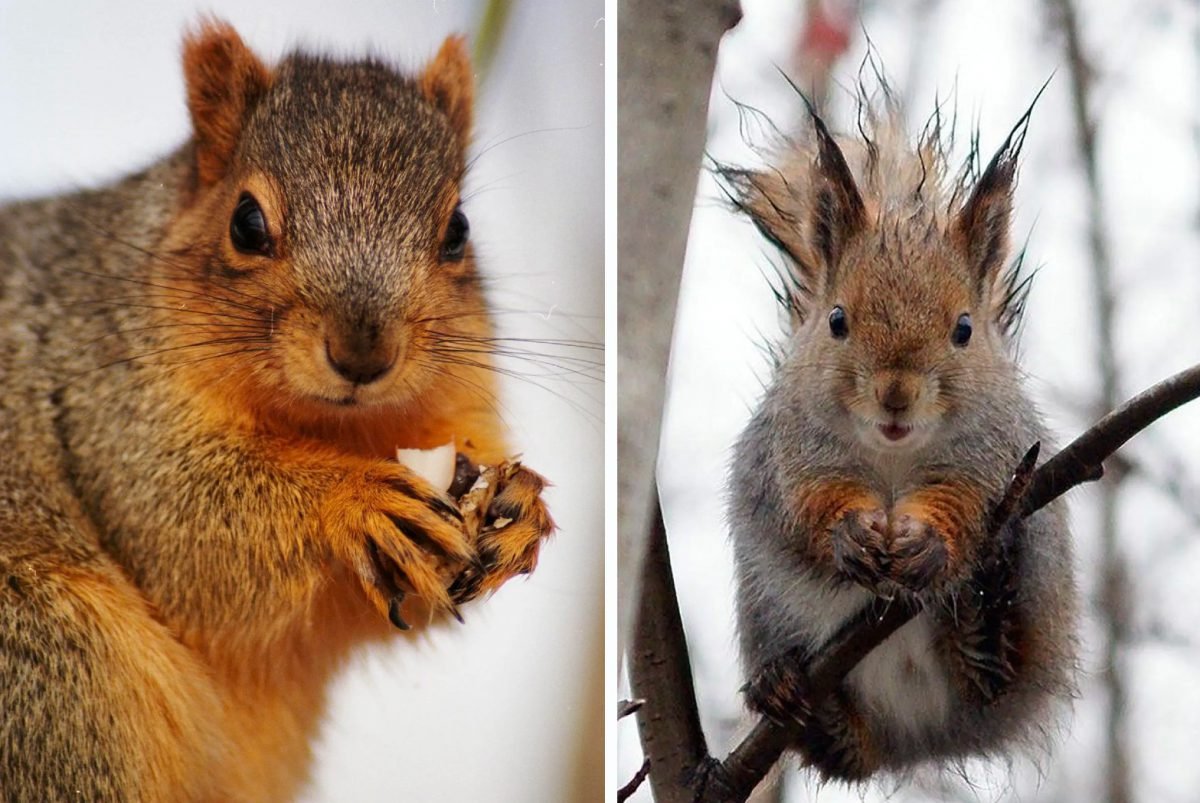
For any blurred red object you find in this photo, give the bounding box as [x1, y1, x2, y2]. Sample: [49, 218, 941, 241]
[795, 0, 856, 99]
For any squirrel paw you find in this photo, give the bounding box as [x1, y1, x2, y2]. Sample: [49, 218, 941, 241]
[830, 508, 891, 591]
[800, 690, 880, 782]
[326, 465, 473, 627]
[744, 647, 814, 728]
[449, 462, 555, 604]
[746, 654, 880, 782]
[887, 514, 949, 591]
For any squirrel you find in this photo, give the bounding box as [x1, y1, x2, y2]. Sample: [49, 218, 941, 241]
[0, 19, 554, 801]
[719, 90, 1078, 782]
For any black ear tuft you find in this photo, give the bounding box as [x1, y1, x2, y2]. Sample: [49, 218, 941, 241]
[713, 160, 815, 323]
[951, 79, 1045, 288]
[793, 81, 867, 271]
[953, 147, 1016, 284]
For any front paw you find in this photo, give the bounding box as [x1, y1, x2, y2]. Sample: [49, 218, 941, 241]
[325, 464, 473, 627]
[450, 461, 555, 603]
[887, 514, 949, 591]
[830, 508, 890, 591]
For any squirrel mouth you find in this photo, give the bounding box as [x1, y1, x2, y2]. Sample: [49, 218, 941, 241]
[877, 422, 913, 442]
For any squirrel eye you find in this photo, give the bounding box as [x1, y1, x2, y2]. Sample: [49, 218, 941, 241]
[952, 312, 973, 347]
[441, 205, 469, 262]
[828, 306, 849, 339]
[230, 193, 272, 256]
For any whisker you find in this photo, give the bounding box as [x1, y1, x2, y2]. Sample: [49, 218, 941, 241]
[60, 268, 270, 314]
[79, 320, 266, 347]
[427, 353, 600, 421]
[410, 355, 509, 422]
[70, 335, 273, 378]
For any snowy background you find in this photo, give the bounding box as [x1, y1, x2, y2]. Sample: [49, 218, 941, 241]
[619, 0, 1200, 801]
[0, 1, 603, 801]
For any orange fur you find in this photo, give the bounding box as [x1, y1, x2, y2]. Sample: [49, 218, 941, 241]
[791, 480, 884, 562]
[419, 36, 474, 142]
[182, 20, 272, 186]
[892, 481, 988, 571]
[0, 22, 554, 800]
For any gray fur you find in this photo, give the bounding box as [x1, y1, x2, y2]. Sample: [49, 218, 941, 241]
[727, 94, 1078, 777]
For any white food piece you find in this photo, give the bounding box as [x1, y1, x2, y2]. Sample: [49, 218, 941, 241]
[395, 442, 456, 491]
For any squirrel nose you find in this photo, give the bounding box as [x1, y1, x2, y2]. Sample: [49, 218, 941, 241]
[325, 336, 396, 386]
[876, 377, 919, 413]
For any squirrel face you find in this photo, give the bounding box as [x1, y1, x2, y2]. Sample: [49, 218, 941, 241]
[160, 23, 483, 417]
[808, 228, 991, 453]
[725, 105, 1031, 455]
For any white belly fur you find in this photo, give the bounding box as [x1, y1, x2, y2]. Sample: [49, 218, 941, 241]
[848, 612, 952, 739]
[781, 574, 953, 739]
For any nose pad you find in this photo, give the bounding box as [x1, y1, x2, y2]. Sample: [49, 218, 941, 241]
[875, 375, 920, 414]
[325, 335, 397, 386]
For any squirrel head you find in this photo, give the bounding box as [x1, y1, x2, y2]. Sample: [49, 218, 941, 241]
[725, 98, 1034, 453]
[162, 19, 484, 419]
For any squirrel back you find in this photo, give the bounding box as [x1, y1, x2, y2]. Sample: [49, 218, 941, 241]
[723, 90, 1077, 780]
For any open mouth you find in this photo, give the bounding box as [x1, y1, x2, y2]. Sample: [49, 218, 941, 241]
[877, 422, 913, 442]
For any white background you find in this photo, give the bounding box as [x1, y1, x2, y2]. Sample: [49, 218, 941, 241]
[0, 1, 604, 801]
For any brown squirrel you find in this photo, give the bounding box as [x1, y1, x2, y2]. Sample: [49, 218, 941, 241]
[721, 92, 1078, 781]
[0, 19, 554, 801]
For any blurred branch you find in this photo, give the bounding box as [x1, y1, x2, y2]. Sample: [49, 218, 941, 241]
[900, 0, 943, 114]
[1042, 2, 1130, 802]
[617, 0, 741, 655]
[472, 0, 514, 83]
[1110, 449, 1200, 536]
[633, 362, 1200, 802]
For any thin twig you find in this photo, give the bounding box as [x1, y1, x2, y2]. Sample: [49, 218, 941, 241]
[1021, 364, 1200, 515]
[618, 759, 653, 803]
[619, 699, 646, 719]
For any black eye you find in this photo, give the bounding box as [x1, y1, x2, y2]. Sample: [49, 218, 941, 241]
[828, 306, 849, 339]
[952, 312, 972, 347]
[230, 193, 272, 256]
[441, 205, 469, 262]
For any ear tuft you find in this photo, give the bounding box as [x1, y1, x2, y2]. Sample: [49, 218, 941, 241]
[419, 36, 474, 142]
[952, 148, 1016, 287]
[182, 18, 271, 187]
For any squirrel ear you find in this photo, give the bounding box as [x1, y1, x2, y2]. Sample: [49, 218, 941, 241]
[716, 165, 817, 324]
[419, 36, 474, 142]
[808, 109, 867, 273]
[716, 107, 866, 328]
[182, 19, 271, 187]
[951, 147, 1017, 287]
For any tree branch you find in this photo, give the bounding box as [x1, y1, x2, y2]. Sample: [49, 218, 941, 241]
[617, 0, 743, 654]
[633, 361, 1200, 802]
[630, 492, 710, 803]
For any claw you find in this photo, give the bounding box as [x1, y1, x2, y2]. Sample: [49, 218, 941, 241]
[388, 593, 410, 630]
[449, 604, 465, 624]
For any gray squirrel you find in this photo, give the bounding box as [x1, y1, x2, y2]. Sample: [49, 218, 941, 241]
[721, 93, 1078, 780]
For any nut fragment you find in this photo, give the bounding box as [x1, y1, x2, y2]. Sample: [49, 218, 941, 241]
[395, 442, 456, 490]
